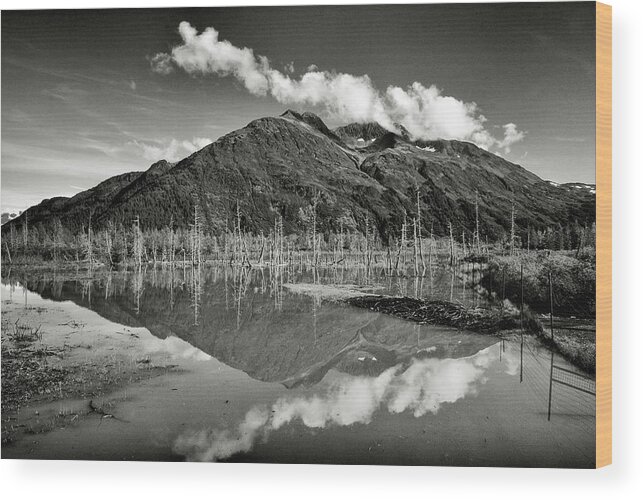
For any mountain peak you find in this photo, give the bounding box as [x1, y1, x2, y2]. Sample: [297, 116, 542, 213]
[279, 109, 341, 143]
[280, 109, 303, 120]
[147, 159, 174, 174]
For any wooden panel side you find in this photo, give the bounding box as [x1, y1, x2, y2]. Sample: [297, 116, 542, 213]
[595, 0, 612, 469]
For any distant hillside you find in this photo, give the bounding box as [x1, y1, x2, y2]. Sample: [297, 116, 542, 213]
[2, 111, 595, 242]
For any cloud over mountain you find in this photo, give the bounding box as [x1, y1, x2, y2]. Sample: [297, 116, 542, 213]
[131, 136, 211, 162]
[151, 22, 525, 152]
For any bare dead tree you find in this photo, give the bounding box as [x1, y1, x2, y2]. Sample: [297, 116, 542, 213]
[462, 230, 467, 257]
[311, 190, 320, 266]
[449, 221, 455, 266]
[474, 189, 482, 254]
[22, 212, 28, 252]
[416, 188, 426, 275]
[235, 201, 242, 264]
[401, 213, 408, 266]
[86, 210, 93, 268]
[195, 205, 202, 265]
[9, 223, 17, 253]
[527, 225, 531, 255]
[104, 220, 114, 265]
[510, 201, 516, 256]
[133, 215, 143, 268]
[169, 215, 175, 267]
[412, 217, 419, 275]
[53, 218, 63, 262]
[4, 240, 12, 264]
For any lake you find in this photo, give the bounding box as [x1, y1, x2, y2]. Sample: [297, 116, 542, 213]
[1, 263, 595, 466]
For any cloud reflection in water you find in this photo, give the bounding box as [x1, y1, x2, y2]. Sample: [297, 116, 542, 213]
[174, 345, 495, 461]
[140, 335, 212, 362]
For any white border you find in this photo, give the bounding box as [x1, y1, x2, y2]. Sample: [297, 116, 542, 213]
[1, 1, 641, 498]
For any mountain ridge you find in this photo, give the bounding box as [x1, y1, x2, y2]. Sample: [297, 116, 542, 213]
[2, 111, 595, 242]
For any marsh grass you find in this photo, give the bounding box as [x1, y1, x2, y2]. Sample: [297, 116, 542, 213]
[471, 250, 596, 372]
[481, 252, 595, 318]
[535, 326, 596, 374]
[9, 320, 43, 343]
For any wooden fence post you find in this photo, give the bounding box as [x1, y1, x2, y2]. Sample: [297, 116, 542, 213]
[549, 271, 555, 341]
[520, 263, 524, 338]
[547, 350, 555, 421]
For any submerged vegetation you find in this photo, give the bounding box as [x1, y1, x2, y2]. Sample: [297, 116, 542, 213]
[346, 296, 524, 333]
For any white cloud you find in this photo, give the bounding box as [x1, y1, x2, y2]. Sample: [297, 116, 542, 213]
[42, 84, 89, 103]
[150, 53, 174, 75]
[153, 22, 269, 95]
[497, 123, 526, 153]
[1, 208, 23, 216]
[152, 22, 526, 151]
[385, 82, 497, 147]
[173, 346, 495, 461]
[131, 136, 211, 162]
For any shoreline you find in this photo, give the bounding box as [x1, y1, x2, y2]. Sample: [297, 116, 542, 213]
[1, 289, 185, 446]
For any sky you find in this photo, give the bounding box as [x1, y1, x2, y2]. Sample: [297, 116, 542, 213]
[1, 3, 596, 214]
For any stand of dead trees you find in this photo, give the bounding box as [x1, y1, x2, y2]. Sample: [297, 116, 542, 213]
[1, 198, 596, 269]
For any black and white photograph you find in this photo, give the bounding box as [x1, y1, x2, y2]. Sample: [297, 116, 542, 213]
[1, 2, 600, 467]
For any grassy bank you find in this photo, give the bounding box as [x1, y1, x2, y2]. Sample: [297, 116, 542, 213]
[481, 251, 596, 319]
[476, 251, 596, 373]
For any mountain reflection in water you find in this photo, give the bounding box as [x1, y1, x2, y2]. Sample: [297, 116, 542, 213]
[11, 266, 497, 388]
[3, 265, 595, 466]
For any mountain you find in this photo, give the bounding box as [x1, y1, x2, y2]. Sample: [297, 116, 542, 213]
[0, 171, 145, 232]
[1, 111, 595, 241]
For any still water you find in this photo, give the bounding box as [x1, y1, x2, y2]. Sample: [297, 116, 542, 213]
[2, 264, 595, 466]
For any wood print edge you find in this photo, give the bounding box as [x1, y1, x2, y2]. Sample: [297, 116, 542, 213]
[595, 0, 612, 469]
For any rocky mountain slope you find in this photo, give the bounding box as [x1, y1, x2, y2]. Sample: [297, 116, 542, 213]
[2, 110, 594, 241]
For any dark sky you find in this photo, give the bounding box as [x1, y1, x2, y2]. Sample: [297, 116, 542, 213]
[1, 2, 596, 213]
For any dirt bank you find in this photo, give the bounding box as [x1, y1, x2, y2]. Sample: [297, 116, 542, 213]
[1, 290, 184, 445]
